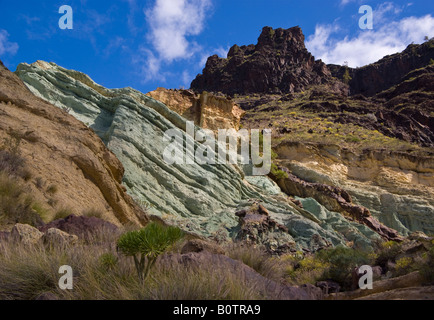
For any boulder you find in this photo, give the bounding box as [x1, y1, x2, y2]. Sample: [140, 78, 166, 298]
[11, 223, 43, 245]
[39, 215, 119, 240]
[35, 292, 59, 300]
[235, 202, 296, 255]
[42, 228, 78, 247]
[181, 239, 225, 255]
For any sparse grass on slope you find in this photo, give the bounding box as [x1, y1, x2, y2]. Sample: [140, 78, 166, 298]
[0, 231, 268, 300]
[1, 234, 433, 299]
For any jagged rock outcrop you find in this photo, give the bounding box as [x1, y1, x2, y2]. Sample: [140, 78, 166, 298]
[15, 61, 391, 251]
[328, 39, 434, 97]
[271, 166, 402, 242]
[0, 61, 147, 227]
[146, 88, 244, 131]
[191, 26, 338, 95]
[235, 202, 297, 254]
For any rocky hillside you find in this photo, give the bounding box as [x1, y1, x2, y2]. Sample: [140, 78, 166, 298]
[191, 26, 345, 95]
[0, 60, 146, 228]
[189, 26, 434, 237]
[13, 60, 404, 253]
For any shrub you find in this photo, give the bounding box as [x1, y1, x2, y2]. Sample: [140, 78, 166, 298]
[0, 231, 269, 300]
[98, 252, 119, 272]
[0, 172, 43, 226]
[418, 246, 434, 284]
[343, 68, 352, 85]
[394, 257, 413, 276]
[375, 241, 402, 270]
[226, 243, 284, 281]
[117, 222, 184, 283]
[82, 208, 104, 219]
[46, 184, 58, 195]
[270, 164, 289, 180]
[316, 246, 372, 290]
[285, 255, 330, 285]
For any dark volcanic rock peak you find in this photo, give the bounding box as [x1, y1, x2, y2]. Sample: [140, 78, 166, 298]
[191, 26, 333, 95]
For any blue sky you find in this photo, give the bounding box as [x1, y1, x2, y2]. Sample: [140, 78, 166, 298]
[0, 0, 433, 93]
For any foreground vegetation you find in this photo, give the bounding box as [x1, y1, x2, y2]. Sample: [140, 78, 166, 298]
[1, 226, 433, 300]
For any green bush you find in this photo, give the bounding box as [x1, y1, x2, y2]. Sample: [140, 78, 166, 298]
[117, 222, 184, 283]
[285, 255, 330, 285]
[316, 246, 372, 289]
[418, 245, 434, 284]
[0, 238, 269, 300]
[394, 257, 413, 276]
[98, 252, 118, 272]
[375, 241, 402, 270]
[270, 164, 289, 180]
[46, 184, 58, 195]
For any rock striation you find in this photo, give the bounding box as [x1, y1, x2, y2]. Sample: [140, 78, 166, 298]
[15, 60, 391, 252]
[191, 26, 337, 95]
[146, 88, 244, 131]
[275, 142, 434, 236]
[0, 60, 146, 227]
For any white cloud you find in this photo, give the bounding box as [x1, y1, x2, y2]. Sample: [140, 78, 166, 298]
[340, 0, 354, 6]
[199, 46, 229, 68]
[306, 13, 434, 67]
[0, 29, 18, 56]
[375, 2, 402, 23]
[181, 70, 192, 88]
[146, 0, 212, 62]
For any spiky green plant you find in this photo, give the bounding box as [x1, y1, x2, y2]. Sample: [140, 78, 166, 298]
[117, 222, 184, 283]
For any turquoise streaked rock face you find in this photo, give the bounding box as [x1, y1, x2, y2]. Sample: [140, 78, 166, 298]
[16, 61, 382, 251]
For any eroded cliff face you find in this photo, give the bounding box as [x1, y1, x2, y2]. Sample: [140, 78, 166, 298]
[275, 142, 434, 236]
[191, 26, 342, 95]
[14, 60, 391, 252]
[0, 60, 146, 227]
[146, 88, 244, 131]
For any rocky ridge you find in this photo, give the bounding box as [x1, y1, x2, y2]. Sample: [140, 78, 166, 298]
[191, 26, 344, 95]
[196, 26, 434, 236]
[14, 60, 395, 252]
